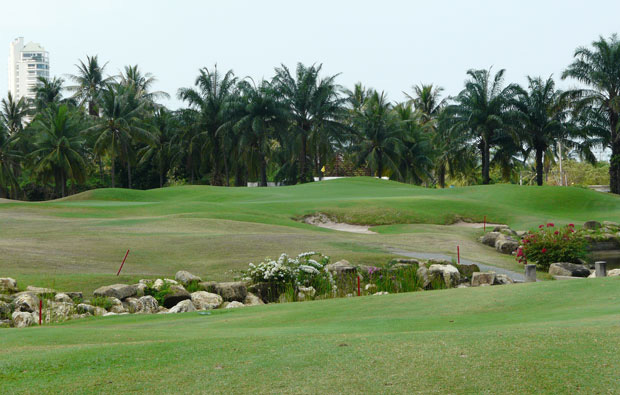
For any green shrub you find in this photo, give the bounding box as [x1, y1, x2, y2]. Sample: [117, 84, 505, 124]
[144, 282, 173, 306]
[518, 223, 587, 270]
[185, 281, 201, 293]
[90, 296, 114, 310]
[370, 266, 421, 293]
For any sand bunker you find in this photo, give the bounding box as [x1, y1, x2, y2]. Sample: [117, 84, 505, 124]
[304, 214, 377, 234]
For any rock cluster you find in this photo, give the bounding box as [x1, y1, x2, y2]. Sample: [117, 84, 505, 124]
[479, 225, 525, 255]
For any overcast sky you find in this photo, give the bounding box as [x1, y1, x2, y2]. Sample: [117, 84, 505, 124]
[2, 0, 620, 110]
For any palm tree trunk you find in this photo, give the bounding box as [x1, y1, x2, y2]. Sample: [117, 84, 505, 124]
[610, 113, 619, 194]
[127, 160, 132, 189]
[235, 164, 245, 187]
[300, 133, 308, 184]
[260, 155, 267, 187]
[482, 138, 490, 185]
[160, 165, 164, 188]
[438, 163, 446, 188]
[111, 158, 115, 188]
[535, 147, 544, 186]
[224, 160, 230, 187]
[98, 157, 104, 184]
[377, 151, 383, 178]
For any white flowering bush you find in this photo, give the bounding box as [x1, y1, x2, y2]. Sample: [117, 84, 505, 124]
[242, 252, 335, 297]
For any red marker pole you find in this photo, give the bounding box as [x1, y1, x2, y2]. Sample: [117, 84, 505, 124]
[357, 276, 361, 296]
[457, 246, 460, 264]
[39, 299, 42, 325]
[484, 215, 487, 232]
[116, 249, 130, 276]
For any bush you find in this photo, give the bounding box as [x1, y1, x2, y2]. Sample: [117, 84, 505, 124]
[517, 223, 587, 270]
[144, 282, 173, 306]
[90, 296, 114, 310]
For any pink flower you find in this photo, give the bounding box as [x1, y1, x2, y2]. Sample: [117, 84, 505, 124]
[547, 223, 554, 227]
[568, 223, 575, 227]
[541, 248, 547, 253]
[554, 231, 559, 235]
[539, 225, 544, 229]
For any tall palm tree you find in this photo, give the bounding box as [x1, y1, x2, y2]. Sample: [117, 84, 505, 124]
[562, 34, 620, 194]
[85, 83, 152, 188]
[351, 91, 404, 178]
[272, 63, 344, 183]
[32, 76, 65, 111]
[234, 79, 287, 186]
[119, 65, 170, 105]
[434, 111, 478, 187]
[1, 92, 29, 135]
[139, 108, 179, 188]
[29, 105, 87, 197]
[405, 84, 447, 124]
[514, 76, 569, 186]
[0, 123, 21, 198]
[445, 68, 520, 184]
[393, 103, 434, 183]
[178, 65, 238, 186]
[67, 55, 113, 117]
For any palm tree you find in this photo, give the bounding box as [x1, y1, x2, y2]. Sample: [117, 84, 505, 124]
[562, 34, 620, 194]
[272, 63, 344, 183]
[1, 92, 29, 135]
[405, 84, 446, 124]
[351, 91, 404, 178]
[514, 76, 569, 186]
[29, 105, 87, 197]
[434, 111, 478, 187]
[445, 68, 520, 184]
[67, 55, 113, 117]
[393, 103, 434, 183]
[32, 76, 65, 111]
[85, 83, 152, 188]
[139, 108, 179, 188]
[119, 65, 170, 105]
[0, 123, 21, 198]
[178, 65, 238, 186]
[234, 79, 287, 186]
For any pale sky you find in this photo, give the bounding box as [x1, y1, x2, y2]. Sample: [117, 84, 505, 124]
[2, 0, 620, 111]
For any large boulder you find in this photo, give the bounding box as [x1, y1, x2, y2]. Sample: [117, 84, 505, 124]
[428, 264, 461, 288]
[416, 265, 431, 289]
[225, 301, 244, 309]
[168, 299, 196, 314]
[583, 220, 602, 230]
[190, 291, 222, 310]
[244, 292, 264, 306]
[607, 269, 620, 277]
[0, 278, 18, 293]
[76, 303, 107, 316]
[45, 302, 74, 322]
[132, 283, 147, 297]
[138, 296, 159, 314]
[548, 262, 591, 278]
[13, 293, 39, 313]
[325, 260, 357, 276]
[203, 282, 247, 303]
[93, 284, 136, 300]
[122, 297, 143, 313]
[495, 235, 519, 255]
[246, 282, 284, 303]
[64, 292, 83, 301]
[54, 293, 73, 303]
[494, 274, 514, 285]
[0, 300, 12, 318]
[456, 264, 480, 279]
[162, 285, 191, 308]
[12, 311, 34, 328]
[471, 272, 496, 287]
[175, 271, 202, 285]
[480, 232, 501, 247]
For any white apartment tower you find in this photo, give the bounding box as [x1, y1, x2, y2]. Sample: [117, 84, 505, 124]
[8, 37, 49, 101]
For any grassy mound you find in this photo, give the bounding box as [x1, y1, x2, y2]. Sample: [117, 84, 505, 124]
[1, 278, 619, 393]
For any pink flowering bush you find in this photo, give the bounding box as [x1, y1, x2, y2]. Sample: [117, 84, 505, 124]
[517, 223, 587, 270]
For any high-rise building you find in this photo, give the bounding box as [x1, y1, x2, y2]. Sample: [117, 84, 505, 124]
[8, 37, 49, 102]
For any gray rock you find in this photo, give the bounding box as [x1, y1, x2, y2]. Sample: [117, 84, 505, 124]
[168, 299, 196, 313]
[495, 235, 519, 254]
[138, 296, 159, 314]
[494, 274, 514, 285]
[64, 292, 83, 301]
[205, 282, 247, 303]
[480, 232, 501, 247]
[428, 264, 461, 288]
[190, 291, 222, 310]
[0, 319, 10, 328]
[12, 311, 34, 328]
[45, 302, 74, 322]
[296, 286, 316, 301]
[244, 292, 264, 306]
[225, 301, 244, 309]
[162, 285, 191, 308]
[416, 265, 430, 288]
[0, 300, 12, 318]
[25, 286, 56, 295]
[122, 297, 143, 313]
[548, 262, 591, 278]
[493, 225, 510, 232]
[603, 221, 619, 228]
[456, 264, 480, 278]
[175, 270, 202, 285]
[132, 283, 147, 297]
[54, 293, 73, 303]
[325, 260, 357, 276]
[93, 284, 136, 300]
[109, 304, 127, 314]
[607, 269, 620, 277]
[583, 220, 602, 230]
[13, 293, 39, 313]
[76, 303, 105, 316]
[0, 278, 18, 293]
[471, 272, 496, 287]
[246, 282, 283, 303]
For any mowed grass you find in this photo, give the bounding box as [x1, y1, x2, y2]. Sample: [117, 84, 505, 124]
[1, 278, 620, 394]
[1, 177, 619, 293]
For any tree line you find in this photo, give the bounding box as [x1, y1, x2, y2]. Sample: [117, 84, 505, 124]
[1, 34, 619, 200]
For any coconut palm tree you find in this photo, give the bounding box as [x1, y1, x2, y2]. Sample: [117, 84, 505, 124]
[405, 84, 447, 124]
[445, 68, 520, 184]
[562, 34, 620, 194]
[272, 63, 344, 183]
[32, 76, 66, 111]
[139, 108, 180, 188]
[1, 92, 29, 136]
[178, 65, 238, 186]
[29, 105, 87, 197]
[84, 83, 153, 188]
[0, 123, 21, 198]
[434, 111, 478, 187]
[119, 65, 170, 105]
[393, 103, 434, 183]
[351, 91, 404, 178]
[67, 55, 113, 117]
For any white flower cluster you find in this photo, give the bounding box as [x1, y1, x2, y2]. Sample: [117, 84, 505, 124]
[242, 252, 335, 290]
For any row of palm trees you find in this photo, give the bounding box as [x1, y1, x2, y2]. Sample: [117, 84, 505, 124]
[0, 34, 619, 199]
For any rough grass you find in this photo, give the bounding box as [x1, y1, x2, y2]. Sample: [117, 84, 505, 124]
[1, 278, 619, 393]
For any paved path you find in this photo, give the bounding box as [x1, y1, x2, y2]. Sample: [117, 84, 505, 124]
[389, 248, 526, 282]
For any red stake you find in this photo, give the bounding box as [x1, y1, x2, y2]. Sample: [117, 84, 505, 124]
[457, 245, 460, 264]
[357, 276, 361, 296]
[116, 249, 130, 276]
[39, 299, 42, 325]
[484, 215, 487, 232]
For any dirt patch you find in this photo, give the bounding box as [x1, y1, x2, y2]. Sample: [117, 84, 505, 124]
[303, 213, 377, 234]
[450, 220, 505, 229]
